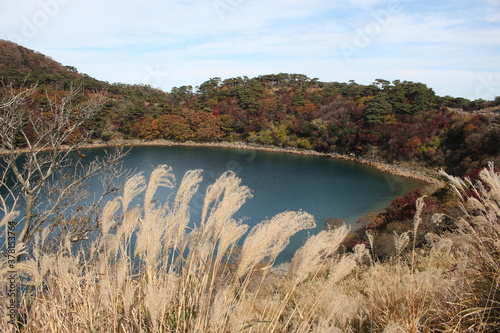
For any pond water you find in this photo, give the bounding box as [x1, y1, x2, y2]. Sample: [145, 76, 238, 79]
[81, 145, 420, 263]
[1, 145, 421, 263]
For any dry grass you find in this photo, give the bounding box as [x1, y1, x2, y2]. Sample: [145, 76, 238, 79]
[1, 163, 499, 332]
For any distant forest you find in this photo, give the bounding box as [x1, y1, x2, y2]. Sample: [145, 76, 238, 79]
[1, 40, 499, 176]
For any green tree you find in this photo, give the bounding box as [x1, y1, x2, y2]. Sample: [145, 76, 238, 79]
[232, 81, 263, 114]
[170, 85, 194, 107]
[373, 78, 391, 91]
[292, 90, 305, 107]
[364, 94, 394, 125]
[197, 78, 221, 102]
[389, 80, 436, 115]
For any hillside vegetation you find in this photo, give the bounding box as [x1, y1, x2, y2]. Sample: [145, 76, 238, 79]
[1, 40, 499, 176]
[0, 40, 499, 332]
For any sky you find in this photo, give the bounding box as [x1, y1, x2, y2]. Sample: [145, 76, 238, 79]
[1, 0, 499, 100]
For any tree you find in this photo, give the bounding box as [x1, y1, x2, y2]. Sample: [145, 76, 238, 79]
[157, 114, 193, 141]
[364, 94, 394, 125]
[388, 80, 436, 115]
[170, 85, 194, 107]
[197, 77, 221, 96]
[189, 111, 223, 141]
[133, 117, 162, 140]
[373, 78, 391, 91]
[0, 84, 127, 251]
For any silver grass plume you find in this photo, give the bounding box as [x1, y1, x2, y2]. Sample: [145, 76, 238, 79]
[135, 165, 176, 268]
[288, 226, 350, 285]
[164, 169, 203, 254]
[144, 164, 175, 221]
[236, 210, 315, 279]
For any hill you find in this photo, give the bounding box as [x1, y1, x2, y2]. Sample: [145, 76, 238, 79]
[0, 40, 499, 176]
[0, 40, 105, 89]
[1, 40, 499, 332]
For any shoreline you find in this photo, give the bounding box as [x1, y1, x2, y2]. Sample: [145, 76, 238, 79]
[77, 139, 444, 188]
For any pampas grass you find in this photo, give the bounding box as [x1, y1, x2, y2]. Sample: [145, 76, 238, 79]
[438, 162, 500, 332]
[236, 210, 315, 280]
[288, 227, 349, 285]
[1, 163, 499, 332]
[0, 165, 350, 332]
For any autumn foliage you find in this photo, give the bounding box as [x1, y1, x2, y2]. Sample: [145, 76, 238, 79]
[1, 40, 499, 176]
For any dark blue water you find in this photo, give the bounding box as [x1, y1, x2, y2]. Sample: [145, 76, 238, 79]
[2, 145, 420, 263]
[81, 145, 420, 262]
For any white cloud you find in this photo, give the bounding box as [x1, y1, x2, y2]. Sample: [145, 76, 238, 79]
[0, 0, 499, 99]
[348, 0, 397, 10]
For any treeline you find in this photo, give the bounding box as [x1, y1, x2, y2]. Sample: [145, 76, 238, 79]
[103, 75, 499, 176]
[1, 40, 499, 176]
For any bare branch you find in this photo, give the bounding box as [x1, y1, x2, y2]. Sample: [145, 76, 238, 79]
[0, 83, 126, 251]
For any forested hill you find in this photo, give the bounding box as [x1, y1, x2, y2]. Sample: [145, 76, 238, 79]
[1, 40, 499, 176]
[0, 40, 107, 90]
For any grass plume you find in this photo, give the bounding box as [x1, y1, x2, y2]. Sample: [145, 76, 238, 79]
[1, 163, 499, 332]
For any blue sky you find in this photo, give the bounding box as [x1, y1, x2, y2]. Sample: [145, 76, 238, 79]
[1, 0, 499, 99]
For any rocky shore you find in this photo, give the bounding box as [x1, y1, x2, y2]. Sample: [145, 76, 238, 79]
[0, 138, 443, 187]
[77, 139, 444, 188]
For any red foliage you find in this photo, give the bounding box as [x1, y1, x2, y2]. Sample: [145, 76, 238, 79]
[368, 189, 435, 230]
[385, 189, 424, 222]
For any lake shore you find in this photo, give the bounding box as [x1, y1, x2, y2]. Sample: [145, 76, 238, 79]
[78, 139, 444, 188]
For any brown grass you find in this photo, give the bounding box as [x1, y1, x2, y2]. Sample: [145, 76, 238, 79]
[1, 163, 499, 332]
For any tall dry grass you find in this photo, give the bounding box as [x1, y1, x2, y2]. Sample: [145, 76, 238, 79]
[436, 162, 500, 331]
[0, 165, 357, 332]
[0, 163, 498, 332]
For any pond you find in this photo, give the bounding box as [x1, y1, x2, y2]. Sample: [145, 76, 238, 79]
[81, 145, 420, 263]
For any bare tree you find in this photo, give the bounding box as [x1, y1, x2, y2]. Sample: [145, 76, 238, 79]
[0, 84, 127, 250]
